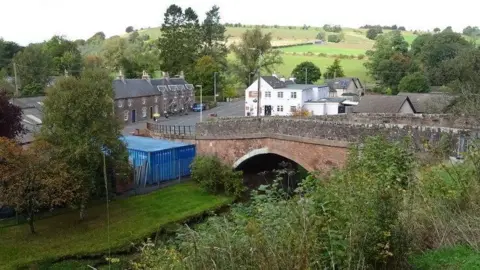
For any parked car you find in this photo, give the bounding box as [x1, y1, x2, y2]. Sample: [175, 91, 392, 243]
[192, 103, 207, 112]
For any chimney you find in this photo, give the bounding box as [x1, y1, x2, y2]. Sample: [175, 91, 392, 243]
[272, 71, 277, 78]
[162, 72, 169, 79]
[142, 70, 150, 82]
[179, 71, 185, 79]
[279, 78, 286, 82]
[118, 70, 125, 84]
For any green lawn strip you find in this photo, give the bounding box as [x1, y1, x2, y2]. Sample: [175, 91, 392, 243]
[0, 182, 233, 270]
[280, 45, 367, 55]
[410, 246, 480, 270]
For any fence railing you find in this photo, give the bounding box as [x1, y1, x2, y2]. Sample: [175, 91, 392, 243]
[147, 123, 195, 136]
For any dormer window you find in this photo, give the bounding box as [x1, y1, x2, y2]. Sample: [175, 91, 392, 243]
[155, 96, 159, 103]
[142, 97, 146, 105]
[118, 100, 124, 108]
[128, 99, 132, 107]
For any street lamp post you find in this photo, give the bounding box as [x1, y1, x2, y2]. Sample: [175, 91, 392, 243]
[213, 72, 217, 103]
[195, 85, 203, 123]
[249, 48, 263, 118]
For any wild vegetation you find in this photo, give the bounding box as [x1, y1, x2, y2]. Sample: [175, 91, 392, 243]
[128, 137, 480, 270]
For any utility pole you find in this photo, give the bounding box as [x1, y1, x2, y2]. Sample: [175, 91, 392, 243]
[13, 62, 19, 98]
[257, 69, 261, 117]
[213, 72, 217, 103]
[304, 68, 308, 84]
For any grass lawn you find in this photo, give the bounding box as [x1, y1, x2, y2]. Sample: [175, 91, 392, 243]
[280, 44, 367, 55]
[0, 182, 233, 270]
[410, 246, 480, 270]
[275, 54, 370, 83]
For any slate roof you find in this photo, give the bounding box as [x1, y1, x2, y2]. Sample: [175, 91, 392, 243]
[113, 78, 191, 99]
[286, 84, 329, 90]
[397, 92, 455, 113]
[261, 76, 287, 89]
[353, 95, 415, 113]
[9, 96, 45, 145]
[327, 77, 364, 90]
[10, 96, 45, 109]
[306, 98, 347, 103]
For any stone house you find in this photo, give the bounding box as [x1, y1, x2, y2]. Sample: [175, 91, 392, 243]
[113, 72, 194, 125]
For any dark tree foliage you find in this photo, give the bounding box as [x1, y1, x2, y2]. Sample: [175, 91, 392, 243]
[201, 5, 228, 65]
[366, 28, 383, 40]
[398, 26, 406, 31]
[0, 39, 23, 73]
[323, 24, 342, 33]
[398, 72, 430, 93]
[328, 34, 341, 43]
[0, 91, 25, 139]
[13, 44, 53, 96]
[44, 36, 83, 76]
[433, 27, 441, 33]
[410, 33, 433, 56]
[291, 61, 321, 84]
[158, 4, 201, 76]
[316, 31, 326, 40]
[324, 59, 345, 79]
[125, 26, 134, 33]
[87, 32, 106, 43]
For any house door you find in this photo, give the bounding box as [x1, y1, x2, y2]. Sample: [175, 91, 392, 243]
[264, 105, 272, 116]
[131, 110, 136, 123]
[150, 107, 153, 119]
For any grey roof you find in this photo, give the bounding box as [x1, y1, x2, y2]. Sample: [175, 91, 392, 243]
[397, 92, 455, 113]
[286, 84, 329, 90]
[10, 96, 45, 109]
[261, 76, 286, 89]
[113, 77, 191, 99]
[353, 95, 414, 113]
[306, 97, 346, 103]
[285, 80, 295, 85]
[327, 77, 364, 90]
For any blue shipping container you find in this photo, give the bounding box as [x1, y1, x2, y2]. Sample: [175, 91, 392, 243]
[121, 136, 196, 187]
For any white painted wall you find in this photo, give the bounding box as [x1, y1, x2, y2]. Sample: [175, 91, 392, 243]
[244, 78, 303, 116]
[304, 102, 340, 116]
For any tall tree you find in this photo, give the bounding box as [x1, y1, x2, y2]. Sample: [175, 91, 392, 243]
[201, 5, 228, 65]
[0, 90, 25, 139]
[44, 36, 83, 76]
[398, 72, 430, 93]
[365, 31, 416, 91]
[40, 68, 128, 220]
[0, 138, 78, 234]
[230, 27, 283, 86]
[191, 55, 221, 96]
[324, 59, 345, 79]
[102, 37, 128, 71]
[0, 39, 23, 73]
[410, 33, 433, 57]
[13, 44, 53, 96]
[291, 61, 321, 84]
[158, 4, 201, 76]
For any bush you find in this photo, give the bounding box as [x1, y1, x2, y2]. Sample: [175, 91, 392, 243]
[398, 72, 430, 93]
[327, 34, 341, 43]
[190, 156, 244, 198]
[357, 54, 366, 60]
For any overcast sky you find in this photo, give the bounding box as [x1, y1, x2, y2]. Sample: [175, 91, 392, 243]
[1, 0, 478, 45]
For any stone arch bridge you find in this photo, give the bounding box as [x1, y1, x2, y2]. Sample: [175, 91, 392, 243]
[146, 114, 480, 173]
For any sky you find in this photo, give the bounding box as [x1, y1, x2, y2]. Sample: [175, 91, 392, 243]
[1, 0, 478, 45]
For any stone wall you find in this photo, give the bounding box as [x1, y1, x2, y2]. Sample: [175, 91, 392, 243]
[196, 116, 477, 153]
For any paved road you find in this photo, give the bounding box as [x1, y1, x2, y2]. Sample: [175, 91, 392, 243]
[123, 99, 245, 135]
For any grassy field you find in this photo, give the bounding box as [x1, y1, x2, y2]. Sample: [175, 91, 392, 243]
[274, 54, 369, 82]
[280, 44, 367, 56]
[0, 182, 233, 270]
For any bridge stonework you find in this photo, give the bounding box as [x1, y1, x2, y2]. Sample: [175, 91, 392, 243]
[147, 114, 480, 172]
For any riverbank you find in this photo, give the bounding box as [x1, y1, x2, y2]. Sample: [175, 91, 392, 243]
[0, 182, 233, 270]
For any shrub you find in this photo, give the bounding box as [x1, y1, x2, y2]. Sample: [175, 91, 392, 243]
[190, 155, 244, 198]
[318, 53, 328, 57]
[357, 54, 366, 60]
[328, 34, 341, 43]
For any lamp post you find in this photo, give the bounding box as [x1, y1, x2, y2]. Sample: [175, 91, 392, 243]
[213, 72, 218, 103]
[195, 85, 203, 123]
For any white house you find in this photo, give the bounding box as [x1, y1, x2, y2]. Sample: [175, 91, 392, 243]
[245, 76, 353, 116]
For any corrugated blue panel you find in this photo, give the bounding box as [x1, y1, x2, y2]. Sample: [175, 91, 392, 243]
[123, 136, 196, 186]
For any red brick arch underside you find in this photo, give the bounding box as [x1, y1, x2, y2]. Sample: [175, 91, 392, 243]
[195, 138, 348, 173]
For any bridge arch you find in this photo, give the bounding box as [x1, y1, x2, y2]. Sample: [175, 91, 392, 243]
[233, 147, 314, 172]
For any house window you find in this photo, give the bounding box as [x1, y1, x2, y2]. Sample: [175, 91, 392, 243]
[142, 107, 147, 118]
[290, 106, 297, 112]
[123, 110, 129, 121]
[154, 96, 159, 103]
[277, 92, 283, 98]
[128, 99, 132, 107]
[142, 97, 146, 105]
[265, 91, 271, 98]
[118, 100, 124, 108]
[154, 105, 159, 114]
[277, 105, 284, 112]
[291, 92, 297, 99]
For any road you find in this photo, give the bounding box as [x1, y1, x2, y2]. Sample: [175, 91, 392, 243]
[123, 99, 245, 135]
